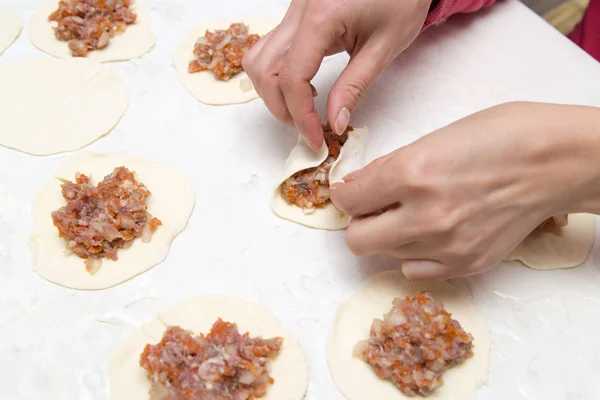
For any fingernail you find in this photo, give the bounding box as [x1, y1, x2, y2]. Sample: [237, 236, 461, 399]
[334, 107, 351, 135]
[343, 169, 362, 183]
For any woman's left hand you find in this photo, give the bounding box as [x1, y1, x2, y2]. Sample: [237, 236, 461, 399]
[330, 102, 600, 280]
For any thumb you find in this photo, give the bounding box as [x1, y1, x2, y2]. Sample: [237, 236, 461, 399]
[401, 260, 456, 281]
[327, 38, 392, 134]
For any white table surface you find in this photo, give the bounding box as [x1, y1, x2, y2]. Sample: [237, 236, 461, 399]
[2, 0, 600, 399]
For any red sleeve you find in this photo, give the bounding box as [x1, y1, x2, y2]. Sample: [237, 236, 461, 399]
[423, 0, 498, 30]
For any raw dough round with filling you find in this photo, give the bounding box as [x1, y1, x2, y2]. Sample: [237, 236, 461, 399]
[28, 0, 155, 62]
[328, 269, 490, 400]
[505, 213, 596, 270]
[109, 294, 309, 400]
[0, 58, 128, 155]
[272, 127, 368, 230]
[31, 152, 195, 290]
[173, 19, 278, 105]
[0, 10, 21, 55]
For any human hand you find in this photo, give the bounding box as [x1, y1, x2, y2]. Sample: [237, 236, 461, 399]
[242, 0, 433, 150]
[330, 102, 600, 280]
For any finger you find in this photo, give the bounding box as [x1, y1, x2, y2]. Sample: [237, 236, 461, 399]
[243, 3, 308, 125]
[329, 153, 400, 217]
[327, 36, 395, 134]
[382, 241, 432, 261]
[279, 15, 342, 150]
[401, 260, 457, 280]
[243, 31, 293, 124]
[243, 30, 272, 66]
[345, 206, 412, 256]
[259, 76, 293, 125]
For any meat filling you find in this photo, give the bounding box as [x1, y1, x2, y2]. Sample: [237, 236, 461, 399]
[536, 214, 569, 231]
[139, 319, 283, 400]
[48, 0, 137, 57]
[51, 167, 161, 275]
[354, 292, 474, 397]
[281, 124, 352, 211]
[188, 23, 260, 81]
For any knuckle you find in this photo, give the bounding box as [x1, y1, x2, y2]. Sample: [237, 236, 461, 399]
[339, 76, 369, 107]
[428, 204, 459, 235]
[373, 155, 395, 184]
[278, 64, 297, 93]
[402, 152, 431, 188]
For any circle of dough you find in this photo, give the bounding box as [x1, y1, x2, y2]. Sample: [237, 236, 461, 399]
[109, 294, 309, 400]
[505, 213, 596, 270]
[328, 269, 491, 400]
[172, 19, 278, 105]
[0, 58, 128, 155]
[0, 10, 21, 56]
[31, 152, 195, 290]
[28, 0, 155, 62]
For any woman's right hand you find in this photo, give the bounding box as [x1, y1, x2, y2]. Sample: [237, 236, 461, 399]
[242, 0, 434, 150]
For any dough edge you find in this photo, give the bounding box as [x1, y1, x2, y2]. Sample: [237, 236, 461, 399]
[271, 127, 368, 230]
[0, 58, 129, 155]
[0, 9, 22, 55]
[30, 152, 195, 290]
[505, 213, 596, 270]
[327, 269, 491, 400]
[108, 294, 309, 400]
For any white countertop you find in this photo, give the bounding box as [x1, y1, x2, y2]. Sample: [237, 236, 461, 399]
[2, 0, 600, 399]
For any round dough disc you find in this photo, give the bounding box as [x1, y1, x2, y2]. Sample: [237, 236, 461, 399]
[31, 152, 195, 290]
[328, 269, 490, 400]
[109, 294, 309, 400]
[505, 213, 596, 270]
[0, 10, 21, 55]
[173, 19, 278, 105]
[0, 58, 128, 155]
[28, 0, 155, 62]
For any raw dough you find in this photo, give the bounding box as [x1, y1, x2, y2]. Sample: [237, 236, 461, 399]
[28, 0, 154, 62]
[109, 294, 309, 400]
[505, 213, 596, 270]
[0, 10, 21, 56]
[272, 127, 368, 230]
[0, 58, 128, 155]
[173, 19, 278, 105]
[31, 152, 195, 290]
[328, 269, 490, 400]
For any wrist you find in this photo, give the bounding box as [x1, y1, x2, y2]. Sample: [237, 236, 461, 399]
[562, 105, 600, 214]
[516, 102, 600, 216]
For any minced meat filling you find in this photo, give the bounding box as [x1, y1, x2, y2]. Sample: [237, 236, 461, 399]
[139, 319, 283, 400]
[354, 292, 474, 397]
[281, 124, 351, 211]
[188, 22, 260, 81]
[536, 214, 568, 231]
[51, 166, 161, 275]
[49, 0, 137, 57]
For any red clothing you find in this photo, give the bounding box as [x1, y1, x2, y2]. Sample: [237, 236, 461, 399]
[424, 0, 600, 62]
[569, 0, 600, 61]
[424, 0, 496, 29]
